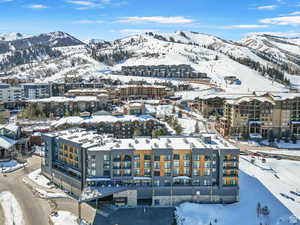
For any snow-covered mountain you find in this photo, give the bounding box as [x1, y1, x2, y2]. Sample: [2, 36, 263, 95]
[0, 32, 32, 41]
[241, 34, 300, 74]
[1, 30, 300, 92]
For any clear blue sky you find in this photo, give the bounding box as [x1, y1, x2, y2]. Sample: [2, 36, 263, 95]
[1, 0, 300, 40]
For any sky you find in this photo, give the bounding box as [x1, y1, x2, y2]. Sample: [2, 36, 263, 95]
[0, 0, 300, 41]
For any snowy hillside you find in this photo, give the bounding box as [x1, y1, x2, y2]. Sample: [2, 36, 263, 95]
[0, 32, 32, 41]
[91, 31, 287, 92]
[0, 30, 300, 92]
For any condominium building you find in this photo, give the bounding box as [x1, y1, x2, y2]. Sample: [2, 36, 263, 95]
[114, 85, 173, 100]
[26, 95, 110, 117]
[51, 114, 171, 138]
[198, 92, 300, 139]
[21, 83, 52, 100]
[42, 129, 239, 206]
[0, 84, 24, 102]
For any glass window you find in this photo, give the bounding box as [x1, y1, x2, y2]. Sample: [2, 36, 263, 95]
[173, 154, 180, 160]
[134, 155, 140, 160]
[154, 171, 160, 176]
[154, 155, 160, 161]
[173, 168, 179, 176]
[164, 161, 171, 169]
[154, 161, 160, 169]
[173, 161, 180, 167]
[144, 155, 151, 160]
[165, 155, 172, 161]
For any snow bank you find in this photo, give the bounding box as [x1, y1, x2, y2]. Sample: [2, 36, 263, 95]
[0, 160, 26, 173]
[0, 191, 25, 225]
[50, 211, 87, 225]
[28, 169, 53, 188]
[176, 171, 297, 225]
[35, 188, 68, 199]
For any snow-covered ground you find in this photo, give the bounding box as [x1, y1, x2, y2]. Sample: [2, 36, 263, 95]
[0, 160, 26, 173]
[240, 156, 300, 219]
[35, 188, 68, 199]
[250, 150, 300, 157]
[178, 114, 206, 136]
[0, 191, 25, 225]
[50, 211, 87, 225]
[176, 170, 298, 225]
[261, 140, 300, 149]
[28, 169, 54, 188]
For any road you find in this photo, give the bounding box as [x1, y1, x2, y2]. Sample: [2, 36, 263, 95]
[0, 156, 50, 225]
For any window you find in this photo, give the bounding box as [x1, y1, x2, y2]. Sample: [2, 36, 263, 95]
[173, 161, 180, 167]
[193, 169, 199, 176]
[173, 168, 179, 176]
[184, 168, 190, 176]
[144, 161, 151, 168]
[183, 153, 190, 160]
[144, 169, 151, 176]
[134, 155, 140, 160]
[183, 161, 190, 167]
[193, 161, 200, 169]
[204, 169, 211, 176]
[154, 155, 160, 161]
[154, 171, 160, 176]
[164, 161, 171, 169]
[193, 155, 200, 160]
[154, 161, 160, 169]
[133, 161, 140, 168]
[173, 154, 180, 160]
[144, 155, 151, 160]
[124, 169, 131, 176]
[134, 169, 140, 176]
[165, 155, 172, 161]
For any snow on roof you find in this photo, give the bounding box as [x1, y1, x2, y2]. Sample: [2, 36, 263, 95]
[269, 92, 300, 101]
[45, 129, 237, 152]
[51, 115, 156, 128]
[27, 96, 100, 103]
[226, 96, 274, 105]
[2, 124, 19, 133]
[0, 136, 17, 149]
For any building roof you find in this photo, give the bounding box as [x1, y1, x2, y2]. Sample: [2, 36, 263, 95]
[27, 96, 100, 103]
[51, 115, 156, 128]
[0, 136, 17, 149]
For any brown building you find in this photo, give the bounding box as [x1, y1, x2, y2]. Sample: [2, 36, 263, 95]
[114, 85, 173, 100]
[197, 92, 300, 139]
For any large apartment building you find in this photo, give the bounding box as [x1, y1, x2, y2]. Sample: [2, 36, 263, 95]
[114, 85, 173, 100]
[26, 95, 110, 117]
[197, 92, 300, 139]
[42, 129, 239, 206]
[51, 114, 172, 138]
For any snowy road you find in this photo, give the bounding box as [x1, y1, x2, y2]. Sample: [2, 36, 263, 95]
[0, 157, 50, 225]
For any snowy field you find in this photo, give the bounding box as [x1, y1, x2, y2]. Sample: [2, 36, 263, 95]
[0, 160, 25, 173]
[50, 211, 87, 225]
[178, 114, 206, 136]
[176, 170, 298, 225]
[0, 192, 25, 225]
[240, 156, 300, 219]
[176, 156, 300, 225]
